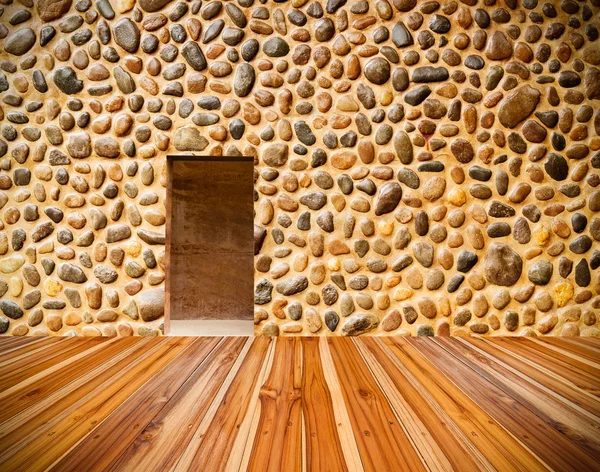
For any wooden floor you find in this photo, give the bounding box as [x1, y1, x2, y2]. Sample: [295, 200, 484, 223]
[0, 337, 599, 471]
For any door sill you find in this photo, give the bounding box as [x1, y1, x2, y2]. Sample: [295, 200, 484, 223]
[168, 320, 254, 336]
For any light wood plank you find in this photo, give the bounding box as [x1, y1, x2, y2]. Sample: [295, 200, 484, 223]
[0, 337, 192, 469]
[247, 338, 303, 472]
[173, 337, 271, 471]
[51, 337, 223, 471]
[412, 337, 595, 472]
[359, 338, 489, 472]
[301, 337, 348, 472]
[327, 338, 427, 472]
[382, 337, 546, 472]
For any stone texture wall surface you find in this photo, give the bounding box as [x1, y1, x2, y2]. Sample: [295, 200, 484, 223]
[0, 0, 599, 337]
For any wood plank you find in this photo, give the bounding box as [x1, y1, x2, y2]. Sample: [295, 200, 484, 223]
[411, 337, 595, 472]
[0, 337, 189, 468]
[0, 337, 140, 423]
[0, 337, 105, 390]
[247, 338, 303, 472]
[436, 338, 600, 461]
[358, 338, 487, 472]
[173, 337, 271, 471]
[106, 337, 248, 472]
[486, 338, 600, 395]
[0, 337, 60, 363]
[465, 337, 600, 418]
[327, 337, 426, 472]
[0, 336, 598, 472]
[301, 337, 348, 472]
[529, 338, 600, 369]
[542, 338, 600, 361]
[382, 337, 545, 472]
[520, 338, 600, 377]
[51, 337, 223, 472]
[317, 337, 364, 472]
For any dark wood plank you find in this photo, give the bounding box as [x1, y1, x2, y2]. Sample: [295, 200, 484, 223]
[327, 338, 426, 472]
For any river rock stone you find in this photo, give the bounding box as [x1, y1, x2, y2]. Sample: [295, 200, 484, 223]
[341, 313, 379, 335]
[484, 243, 523, 286]
[498, 85, 541, 128]
[4, 28, 36, 56]
[138, 288, 164, 321]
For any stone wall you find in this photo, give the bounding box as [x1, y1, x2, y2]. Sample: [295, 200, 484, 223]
[0, 0, 598, 337]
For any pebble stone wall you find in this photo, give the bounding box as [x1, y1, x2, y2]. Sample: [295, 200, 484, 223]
[0, 0, 599, 337]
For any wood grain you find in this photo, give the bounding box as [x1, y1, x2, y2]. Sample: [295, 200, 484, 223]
[0, 336, 598, 472]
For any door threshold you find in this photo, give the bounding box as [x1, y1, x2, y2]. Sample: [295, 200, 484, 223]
[168, 320, 254, 336]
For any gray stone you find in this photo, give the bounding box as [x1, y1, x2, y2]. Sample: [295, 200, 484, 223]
[4, 28, 36, 56]
[94, 265, 118, 283]
[528, 260, 553, 285]
[374, 182, 402, 216]
[341, 313, 379, 336]
[57, 263, 87, 283]
[255, 279, 273, 304]
[53, 67, 84, 94]
[233, 63, 255, 97]
[276, 276, 309, 295]
[106, 224, 131, 243]
[182, 41, 207, 71]
[0, 300, 23, 319]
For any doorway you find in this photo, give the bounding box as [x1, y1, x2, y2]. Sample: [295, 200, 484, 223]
[165, 156, 254, 336]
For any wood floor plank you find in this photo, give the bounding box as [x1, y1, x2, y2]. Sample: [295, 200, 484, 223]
[0, 337, 190, 469]
[327, 337, 427, 472]
[173, 337, 271, 471]
[529, 338, 600, 369]
[358, 338, 488, 472]
[51, 337, 223, 472]
[541, 338, 600, 362]
[317, 337, 364, 472]
[301, 337, 348, 472]
[107, 337, 248, 472]
[486, 338, 600, 395]
[0, 337, 105, 390]
[465, 337, 600, 418]
[0, 337, 140, 423]
[436, 338, 600, 462]
[0, 337, 59, 364]
[520, 338, 600, 377]
[382, 337, 545, 472]
[0, 336, 597, 472]
[247, 338, 303, 472]
[411, 337, 596, 472]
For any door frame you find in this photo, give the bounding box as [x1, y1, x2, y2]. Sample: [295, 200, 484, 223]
[164, 155, 254, 335]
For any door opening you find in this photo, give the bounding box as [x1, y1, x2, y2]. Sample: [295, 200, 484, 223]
[165, 155, 254, 336]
